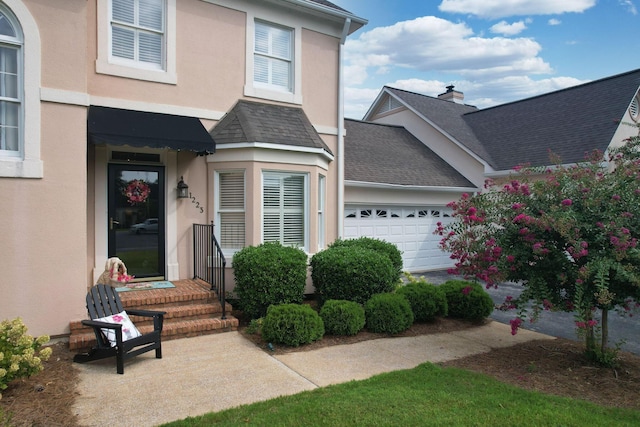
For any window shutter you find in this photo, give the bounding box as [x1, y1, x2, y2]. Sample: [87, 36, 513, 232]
[219, 172, 245, 249]
[111, 0, 163, 67]
[263, 173, 304, 247]
[254, 21, 292, 91]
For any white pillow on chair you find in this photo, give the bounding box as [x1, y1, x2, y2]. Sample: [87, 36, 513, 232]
[94, 311, 142, 347]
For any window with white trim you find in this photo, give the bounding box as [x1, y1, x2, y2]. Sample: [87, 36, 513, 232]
[0, 8, 20, 157]
[263, 171, 307, 249]
[254, 20, 292, 92]
[216, 171, 245, 250]
[96, 0, 176, 84]
[318, 174, 325, 250]
[111, 0, 164, 69]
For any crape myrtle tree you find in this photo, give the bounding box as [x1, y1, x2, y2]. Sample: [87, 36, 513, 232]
[436, 133, 640, 364]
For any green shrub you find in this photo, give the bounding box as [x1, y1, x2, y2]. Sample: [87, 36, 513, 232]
[397, 276, 448, 322]
[364, 293, 414, 334]
[232, 242, 308, 319]
[329, 237, 403, 281]
[261, 304, 324, 347]
[439, 280, 494, 321]
[320, 300, 366, 336]
[311, 246, 396, 305]
[0, 318, 52, 398]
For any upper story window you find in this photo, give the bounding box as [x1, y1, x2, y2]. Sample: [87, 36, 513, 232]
[111, 0, 164, 69]
[245, 16, 302, 105]
[96, 0, 176, 84]
[0, 1, 41, 178]
[0, 8, 21, 158]
[254, 21, 292, 92]
[630, 91, 640, 122]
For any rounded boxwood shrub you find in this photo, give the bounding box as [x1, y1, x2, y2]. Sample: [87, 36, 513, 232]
[232, 242, 308, 319]
[311, 246, 396, 305]
[320, 299, 366, 336]
[396, 279, 448, 322]
[364, 293, 414, 334]
[439, 280, 494, 321]
[329, 237, 403, 282]
[261, 304, 324, 347]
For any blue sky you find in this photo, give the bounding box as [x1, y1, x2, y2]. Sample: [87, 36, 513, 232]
[337, 0, 640, 119]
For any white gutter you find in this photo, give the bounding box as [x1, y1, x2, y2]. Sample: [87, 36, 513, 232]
[346, 180, 480, 193]
[484, 161, 590, 178]
[337, 18, 350, 239]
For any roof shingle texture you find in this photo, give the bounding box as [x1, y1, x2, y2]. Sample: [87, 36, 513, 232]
[210, 100, 332, 155]
[344, 118, 475, 188]
[462, 69, 640, 170]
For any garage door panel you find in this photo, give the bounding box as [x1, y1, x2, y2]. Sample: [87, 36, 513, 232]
[344, 205, 455, 272]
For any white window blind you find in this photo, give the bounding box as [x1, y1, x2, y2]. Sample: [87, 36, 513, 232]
[218, 171, 245, 249]
[318, 175, 325, 250]
[0, 10, 20, 155]
[254, 21, 292, 92]
[111, 0, 164, 68]
[263, 172, 305, 247]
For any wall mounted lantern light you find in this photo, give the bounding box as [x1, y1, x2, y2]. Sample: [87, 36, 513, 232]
[177, 176, 189, 199]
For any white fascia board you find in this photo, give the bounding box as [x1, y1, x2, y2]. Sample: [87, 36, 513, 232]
[278, 0, 367, 33]
[345, 180, 479, 193]
[215, 141, 334, 162]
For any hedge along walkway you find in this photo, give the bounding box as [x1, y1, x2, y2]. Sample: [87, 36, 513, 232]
[73, 322, 551, 426]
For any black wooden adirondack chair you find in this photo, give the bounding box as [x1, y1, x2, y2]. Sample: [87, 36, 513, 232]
[73, 284, 166, 374]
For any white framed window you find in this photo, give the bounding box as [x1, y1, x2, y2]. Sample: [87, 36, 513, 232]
[254, 21, 292, 92]
[96, 0, 176, 84]
[216, 171, 246, 251]
[318, 174, 325, 250]
[263, 171, 307, 249]
[245, 16, 302, 104]
[630, 92, 640, 122]
[0, 0, 41, 178]
[0, 10, 20, 157]
[111, 0, 164, 68]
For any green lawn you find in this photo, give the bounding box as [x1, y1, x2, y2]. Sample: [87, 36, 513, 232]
[162, 362, 639, 426]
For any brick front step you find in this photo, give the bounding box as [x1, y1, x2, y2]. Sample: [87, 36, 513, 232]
[68, 279, 238, 352]
[69, 316, 239, 351]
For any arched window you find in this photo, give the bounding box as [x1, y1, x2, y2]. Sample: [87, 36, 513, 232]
[0, 6, 21, 156]
[0, 0, 41, 178]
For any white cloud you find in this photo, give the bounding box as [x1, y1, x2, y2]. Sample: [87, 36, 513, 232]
[344, 16, 550, 79]
[619, 0, 638, 14]
[490, 20, 528, 35]
[344, 87, 383, 119]
[438, 0, 596, 19]
[548, 18, 562, 25]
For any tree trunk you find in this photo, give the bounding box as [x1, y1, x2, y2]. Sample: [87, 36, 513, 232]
[601, 308, 609, 354]
[585, 309, 595, 352]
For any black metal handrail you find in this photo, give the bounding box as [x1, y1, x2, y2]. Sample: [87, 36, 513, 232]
[193, 222, 226, 319]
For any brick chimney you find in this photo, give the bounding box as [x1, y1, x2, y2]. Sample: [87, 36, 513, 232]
[437, 85, 464, 104]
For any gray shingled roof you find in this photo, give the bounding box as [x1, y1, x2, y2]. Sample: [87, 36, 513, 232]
[383, 87, 494, 166]
[306, 0, 349, 13]
[344, 118, 475, 188]
[210, 100, 332, 155]
[463, 69, 640, 171]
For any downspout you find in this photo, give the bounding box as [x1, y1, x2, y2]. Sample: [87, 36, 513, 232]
[337, 18, 350, 239]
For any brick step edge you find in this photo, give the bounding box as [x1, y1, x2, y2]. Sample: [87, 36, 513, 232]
[69, 303, 230, 333]
[69, 316, 239, 351]
[119, 292, 222, 309]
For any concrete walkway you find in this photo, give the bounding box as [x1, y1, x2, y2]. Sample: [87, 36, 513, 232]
[72, 321, 553, 427]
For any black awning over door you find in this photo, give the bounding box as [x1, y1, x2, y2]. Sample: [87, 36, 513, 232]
[88, 106, 215, 155]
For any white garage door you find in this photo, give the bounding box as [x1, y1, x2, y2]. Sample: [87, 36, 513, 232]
[343, 206, 455, 272]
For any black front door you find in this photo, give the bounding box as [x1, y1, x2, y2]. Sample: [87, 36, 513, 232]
[108, 164, 165, 280]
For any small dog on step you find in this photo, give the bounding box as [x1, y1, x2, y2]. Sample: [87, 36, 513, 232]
[96, 257, 134, 287]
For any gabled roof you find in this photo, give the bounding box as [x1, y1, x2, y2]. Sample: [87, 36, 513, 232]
[344, 118, 476, 189]
[372, 87, 495, 167]
[463, 68, 640, 171]
[374, 69, 640, 172]
[210, 100, 332, 155]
